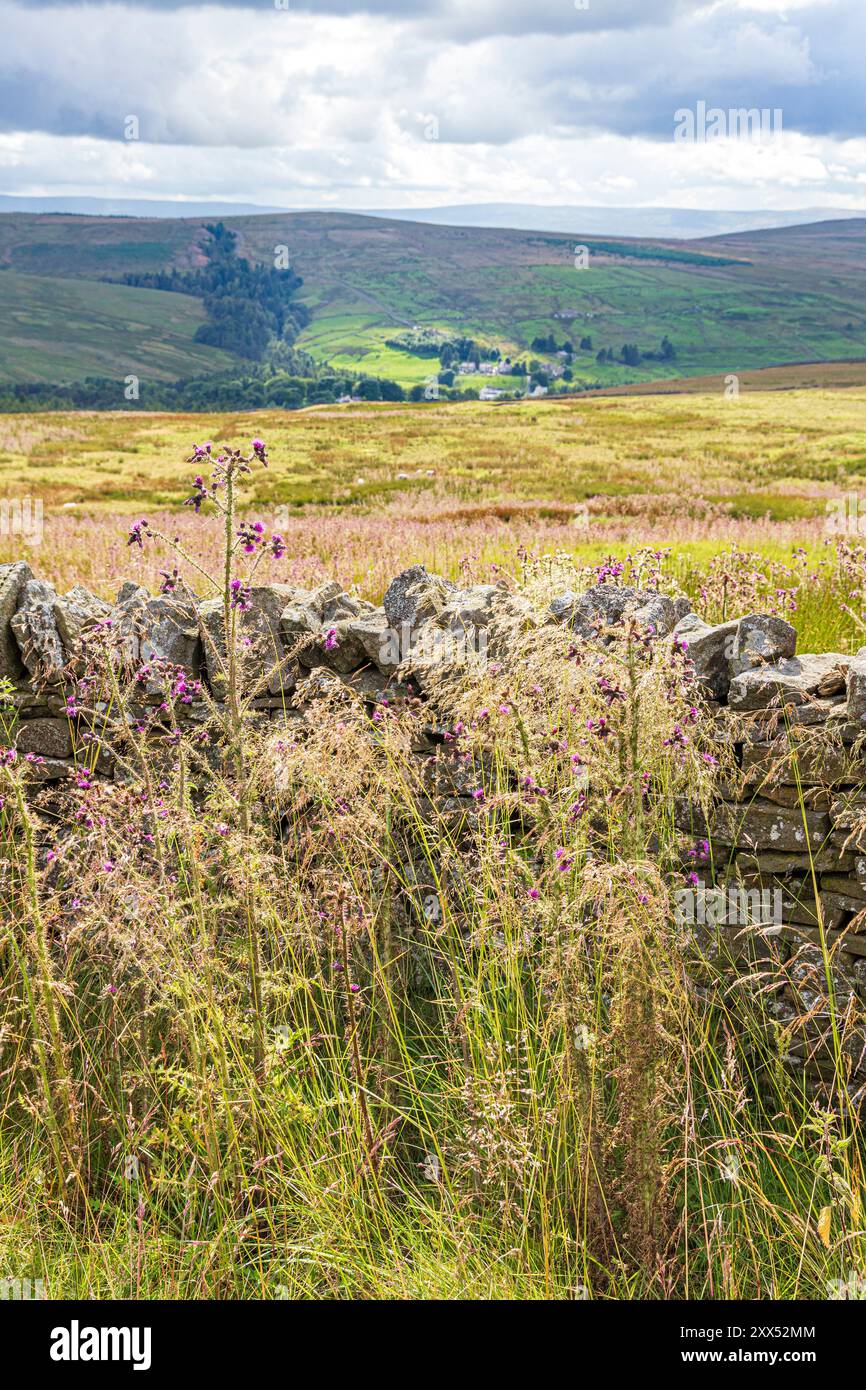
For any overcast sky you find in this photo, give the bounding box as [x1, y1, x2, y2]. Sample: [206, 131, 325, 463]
[1, 0, 864, 211]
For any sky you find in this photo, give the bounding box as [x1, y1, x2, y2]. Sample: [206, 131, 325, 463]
[1, 0, 865, 212]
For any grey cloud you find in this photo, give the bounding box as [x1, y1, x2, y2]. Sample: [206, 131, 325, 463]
[0, 0, 863, 147]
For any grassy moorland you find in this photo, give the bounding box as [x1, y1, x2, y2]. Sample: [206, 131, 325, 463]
[1, 423, 866, 1302]
[1, 388, 866, 650]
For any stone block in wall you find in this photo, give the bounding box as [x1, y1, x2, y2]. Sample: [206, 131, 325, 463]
[730, 613, 797, 677]
[551, 583, 691, 639]
[10, 579, 65, 681]
[822, 872, 866, 903]
[280, 602, 321, 644]
[199, 585, 297, 697]
[728, 653, 852, 711]
[730, 701, 849, 743]
[307, 613, 391, 676]
[830, 789, 866, 829]
[736, 873, 847, 930]
[735, 847, 854, 875]
[675, 614, 739, 699]
[780, 923, 866, 959]
[0, 562, 33, 679]
[743, 782, 832, 812]
[676, 796, 830, 852]
[383, 566, 455, 629]
[113, 582, 200, 683]
[846, 656, 866, 726]
[15, 717, 73, 759]
[22, 755, 74, 782]
[54, 585, 111, 651]
[741, 735, 861, 787]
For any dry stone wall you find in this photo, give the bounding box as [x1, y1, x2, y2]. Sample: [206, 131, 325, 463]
[3, 557, 866, 1092]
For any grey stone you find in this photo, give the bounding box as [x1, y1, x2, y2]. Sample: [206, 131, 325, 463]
[439, 584, 535, 639]
[141, 586, 200, 676]
[728, 653, 851, 711]
[735, 848, 853, 874]
[198, 584, 297, 697]
[676, 797, 830, 852]
[15, 717, 73, 759]
[548, 583, 638, 635]
[382, 566, 454, 628]
[303, 580, 344, 619]
[631, 592, 693, 637]
[22, 755, 74, 782]
[112, 583, 149, 667]
[551, 585, 691, 641]
[10, 579, 65, 680]
[280, 604, 322, 660]
[311, 617, 375, 675]
[731, 613, 797, 677]
[54, 585, 111, 651]
[820, 874, 866, 905]
[736, 878, 846, 931]
[341, 613, 395, 673]
[0, 561, 33, 679]
[112, 583, 200, 682]
[845, 656, 866, 724]
[321, 592, 375, 624]
[741, 736, 861, 787]
[674, 613, 739, 699]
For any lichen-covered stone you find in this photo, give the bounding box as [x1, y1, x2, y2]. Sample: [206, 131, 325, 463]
[551, 584, 691, 641]
[383, 566, 454, 629]
[112, 583, 200, 685]
[15, 717, 73, 759]
[631, 592, 692, 636]
[676, 797, 830, 851]
[54, 585, 111, 651]
[846, 656, 866, 725]
[728, 653, 851, 711]
[10, 578, 65, 680]
[549, 584, 637, 635]
[741, 736, 860, 787]
[198, 585, 297, 697]
[0, 561, 33, 679]
[731, 613, 797, 677]
[674, 613, 739, 699]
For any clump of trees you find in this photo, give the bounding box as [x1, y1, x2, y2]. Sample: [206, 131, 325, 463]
[117, 223, 310, 362]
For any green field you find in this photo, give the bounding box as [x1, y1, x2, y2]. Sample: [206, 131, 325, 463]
[0, 269, 240, 384]
[3, 209, 866, 389]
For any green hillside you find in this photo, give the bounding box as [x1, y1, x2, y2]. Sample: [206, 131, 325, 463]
[2, 209, 866, 390]
[0, 269, 240, 384]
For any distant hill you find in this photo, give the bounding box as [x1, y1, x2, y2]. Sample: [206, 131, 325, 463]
[362, 203, 864, 241]
[0, 195, 289, 218]
[2, 194, 862, 241]
[2, 208, 866, 393]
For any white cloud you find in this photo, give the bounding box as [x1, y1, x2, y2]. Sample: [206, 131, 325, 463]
[0, 0, 863, 209]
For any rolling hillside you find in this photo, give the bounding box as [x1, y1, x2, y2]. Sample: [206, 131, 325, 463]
[2, 209, 866, 390]
[0, 269, 240, 384]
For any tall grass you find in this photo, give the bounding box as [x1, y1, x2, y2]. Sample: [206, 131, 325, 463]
[0, 443, 864, 1300]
